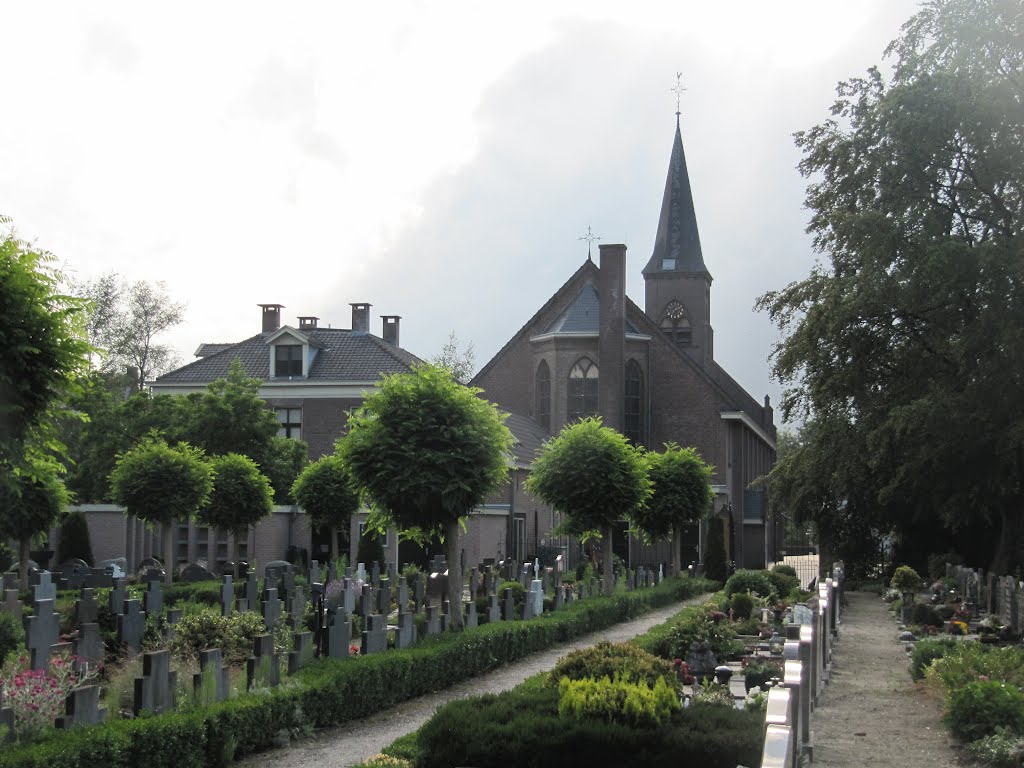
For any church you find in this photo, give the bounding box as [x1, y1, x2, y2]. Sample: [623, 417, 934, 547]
[471, 116, 778, 571]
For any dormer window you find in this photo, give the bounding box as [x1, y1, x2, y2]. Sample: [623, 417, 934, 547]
[275, 345, 303, 377]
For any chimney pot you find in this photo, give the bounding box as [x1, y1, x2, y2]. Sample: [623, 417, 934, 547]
[350, 303, 371, 332]
[298, 316, 319, 330]
[381, 315, 401, 346]
[258, 303, 284, 333]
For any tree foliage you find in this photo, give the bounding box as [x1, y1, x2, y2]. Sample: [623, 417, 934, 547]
[57, 509, 95, 566]
[198, 453, 273, 571]
[0, 464, 70, 584]
[526, 417, 651, 594]
[757, 0, 1024, 572]
[291, 454, 361, 533]
[337, 364, 512, 627]
[433, 331, 476, 384]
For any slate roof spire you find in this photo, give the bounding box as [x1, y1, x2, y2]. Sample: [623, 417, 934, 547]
[642, 116, 708, 277]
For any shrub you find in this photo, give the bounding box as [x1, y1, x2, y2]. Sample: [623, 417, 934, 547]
[690, 680, 736, 708]
[724, 570, 777, 601]
[169, 609, 288, 664]
[965, 727, 1024, 768]
[498, 580, 526, 610]
[767, 566, 799, 599]
[890, 565, 921, 593]
[662, 606, 739, 663]
[909, 638, 959, 681]
[947, 680, 1024, 742]
[547, 641, 675, 689]
[56, 510, 94, 566]
[729, 592, 755, 620]
[0, 613, 24, 668]
[558, 674, 680, 728]
[356, 531, 385, 569]
[743, 660, 782, 692]
[929, 643, 1024, 691]
[910, 602, 942, 628]
[927, 552, 962, 581]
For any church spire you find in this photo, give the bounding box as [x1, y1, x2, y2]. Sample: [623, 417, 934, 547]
[642, 115, 709, 277]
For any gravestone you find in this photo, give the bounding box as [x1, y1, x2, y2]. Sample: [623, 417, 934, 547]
[554, 584, 564, 610]
[428, 570, 445, 607]
[164, 608, 183, 641]
[324, 608, 352, 659]
[143, 580, 163, 616]
[109, 578, 126, 616]
[426, 605, 441, 635]
[75, 588, 98, 625]
[118, 599, 146, 652]
[262, 588, 283, 631]
[2, 589, 21, 620]
[221, 575, 234, 617]
[81, 567, 113, 589]
[484, 570, 494, 598]
[283, 570, 296, 612]
[193, 648, 230, 704]
[178, 562, 215, 583]
[397, 580, 409, 611]
[245, 573, 259, 612]
[503, 588, 516, 621]
[792, 604, 815, 625]
[362, 614, 388, 654]
[308, 560, 321, 586]
[378, 577, 391, 614]
[371, 561, 381, 587]
[55, 684, 106, 728]
[465, 598, 478, 629]
[59, 561, 88, 590]
[360, 585, 374, 618]
[291, 585, 308, 631]
[133, 650, 177, 715]
[25, 598, 60, 670]
[396, 611, 415, 649]
[247, 634, 281, 689]
[356, 562, 367, 582]
[288, 631, 316, 673]
[342, 579, 357, 615]
[32, 572, 56, 604]
[415, 573, 426, 609]
[488, 593, 501, 623]
[328, 562, 338, 582]
[74, 623, 103, 671]
[530, 579, 543, 616]
[520, 564, 531, 589]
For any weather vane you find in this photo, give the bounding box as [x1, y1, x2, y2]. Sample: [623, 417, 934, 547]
[578, 225, 601, 260]
[670, 72, 687, 117]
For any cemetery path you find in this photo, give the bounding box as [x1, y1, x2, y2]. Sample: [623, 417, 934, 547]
[235, 595, 707, 768]
[813, 590, 978, 767]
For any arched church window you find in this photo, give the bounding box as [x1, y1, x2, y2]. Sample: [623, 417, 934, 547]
[661, 301, 692, 346]
[535, 360, 551, 431]
[567, 358, 599, 422]
[624, 360, 644, 444]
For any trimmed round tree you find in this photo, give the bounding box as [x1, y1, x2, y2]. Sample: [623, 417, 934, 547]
[631, 443, 714, 577]
[526, 417, 651, 596]
[198, 453, 274, 576]
[0, 465, 70, 586]
[110, 438, 212, 585]
[337, 364, 513, 629]
[291, 454, 361, 562]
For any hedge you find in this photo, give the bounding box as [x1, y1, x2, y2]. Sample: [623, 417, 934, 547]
[0, 577, 717, 768]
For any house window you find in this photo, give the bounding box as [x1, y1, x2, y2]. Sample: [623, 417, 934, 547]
[276, 408, 301, 440]
[567, 357, 599, 422]
[274, 344, 303, 377]
[535, 360, 551, 430]
[624, 360, 644, 444]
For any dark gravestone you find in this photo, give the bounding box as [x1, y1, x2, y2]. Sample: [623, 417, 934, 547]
[360, 585, 374, 618]
[426, 605, 441, 635]
[466, 599, 478, 629]
[378, 577, 392, 614]
[133, 650, 177, 715]
[308, 560, 321, 586]
[247, 634, 281, 690]
[484, 570, 494, 598]
[397, 580, 409, 611]
[371, 560, 381, 587]
[164, 608, 183, 641]
[327, 562, 338, 582]
[178, 562, 215, 583]
[288, 631, 315, 674]
[503, 588, 516, 621]
[0, 698, 12, 742]
[488, 593, 502, 623]
[342, 579, 357, 615]
[396, 611, 415, 649]
[324, 608, 352, 660]
[81, 567, 113, 589]
[74, 623, 103, 672]
[415, 573, 426, 609]
[75, 589, 98, 625]
[140, 567, 165, 584]
[2, 590, 21, 620]
[264, 560, 293, 580]
[291, 585, 307, 631]
[262, 588, 283, 631]
[245, 573, 258, 611]
[32, 572, 56, 604]
[193, 648, 229, 705]
[25, 598, 60, 671]
[109, 578, 126, 616]
[221, 575, 234, 617]
[60, 561, 88, 590]
[143, 580, 163, 616]
[118, 599, 146, 652]
[362, 614, 388, 655]
[555, 584, 564, 610]
[55, 684, 106, 728]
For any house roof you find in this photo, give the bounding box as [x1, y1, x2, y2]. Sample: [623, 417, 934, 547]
[642, 118, 710, 279]
[155, 328, 422, 385]
[194, 343, 234, 358]
[503, 412, 551, 467]
[544, 283, 640, 335]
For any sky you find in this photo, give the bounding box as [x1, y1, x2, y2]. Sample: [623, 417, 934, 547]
[1, 1, 920, 426]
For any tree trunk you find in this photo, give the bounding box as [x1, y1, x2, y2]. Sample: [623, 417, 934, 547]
[232, 530, 242, 579]
[445, 519, 464, 630]
[990, 496, 1024, 576]
[163, 522, 174, 586]
[672, 526, 682, 578]
[602, 524, 614, 596]
[18, 537, 30, 590]
[332, 526, 340, 565]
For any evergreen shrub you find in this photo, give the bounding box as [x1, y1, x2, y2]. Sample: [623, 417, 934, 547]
[947, 679, 1024, 742]
[56, 510, 94, 565]
[724, 570, 777, 601]
[547, 641, 675, 689]
[909, 637, 958, 681]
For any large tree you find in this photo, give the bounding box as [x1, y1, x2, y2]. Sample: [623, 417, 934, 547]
[526, 417, 651, 595]
[757, 0, 1024, 573]
[0, 463, 70, 586]
[197, 453, 274, 576]
[631, 443, 714, 578]
[432, 331, 476, 384]
[337, 364, 512, 629]
[0, 225, 92, 482]
[291, 454, 361, 562]
[75, 272, 185, 390]
[109, 438, 212, 585]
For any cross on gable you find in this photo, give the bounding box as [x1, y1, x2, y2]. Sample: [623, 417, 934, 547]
[25, 598, 60, 671]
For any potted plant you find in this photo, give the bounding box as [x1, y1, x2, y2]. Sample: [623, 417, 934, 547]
[744, 660, 782, 693]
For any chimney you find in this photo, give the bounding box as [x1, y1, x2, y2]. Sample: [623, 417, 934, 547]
[381, 315, 401, 346]
[598, 243, 627, 432]
[350, 303, 371, 332]
[258, 303, 284, 333]
[298, 316, 319, 331]
[764, 394, 774, 426]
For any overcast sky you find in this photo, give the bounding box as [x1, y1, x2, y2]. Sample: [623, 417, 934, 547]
[2, 1, 920, 426]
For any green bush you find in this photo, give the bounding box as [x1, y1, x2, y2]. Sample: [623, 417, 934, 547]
[929, 643, 1024, 691]
[909, 638, 959, 681]
[947, 679, 1024, 742]
[498, 580, 526, 610]
[743, 660, 782, 692]
[729, 592, 755, 620]
[547, 641, 675, 689]
[767, 566, 799, 599]
[169, 609, 287, 664]
[558, 674, 679, 728]
[724, 570, 777, 601]
[890, 565, 921, 593]
[0, 613, 24, 668]
[661, 606, 739, 663]
[356, 531, 385, 569]
[910, 602, 942, 627]
[965, 727, 1024, 768]
[57, 510, 95, 566]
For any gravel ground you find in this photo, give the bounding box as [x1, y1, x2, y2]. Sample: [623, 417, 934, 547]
[235, 595, 707, 768]
[813, 590, 978, 767]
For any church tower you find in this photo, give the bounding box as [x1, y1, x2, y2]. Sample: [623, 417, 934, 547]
[642, 116, 713, 367]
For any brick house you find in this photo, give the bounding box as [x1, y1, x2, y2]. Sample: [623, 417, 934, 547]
[471, 117, 778, 570]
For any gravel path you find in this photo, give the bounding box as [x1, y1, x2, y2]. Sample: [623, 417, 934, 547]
[813, 590, 977, 767]
[236, 595, 707, 768]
